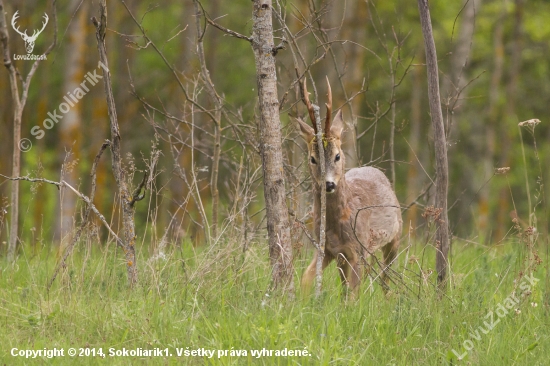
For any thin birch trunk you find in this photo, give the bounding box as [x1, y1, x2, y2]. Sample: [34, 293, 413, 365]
[189, 93, 211, 246]
[496, 0, 523, 240]
[445, 0, 482, 235]
[443, 0, 481, 113]
[0, 1, 22, 261]
[0, 0, 56, 262]
[405, 52, 424, 232]
[312, 105, 326, 298]
[57, 0, 88, 244]
[482, 13, 504, 240]
[417, 0, 450, 287]
[325, 2, 359, 168]
[93, 0, 138, 286]
[251, 0, 294, 294]
[389, 69, 396, 189]
[193, 0, 222, 242]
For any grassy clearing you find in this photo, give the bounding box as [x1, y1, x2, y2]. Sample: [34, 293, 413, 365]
[0, 238, 548, 365]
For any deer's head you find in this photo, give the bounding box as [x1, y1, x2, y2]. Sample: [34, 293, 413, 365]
[296, 77, 345, 194]
[11, 11, 49, 54]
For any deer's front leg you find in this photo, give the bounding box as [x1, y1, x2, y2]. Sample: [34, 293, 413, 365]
[337, 254, 361, 296]
[381, 237, 400, 289]
[301, 251, 334, 294]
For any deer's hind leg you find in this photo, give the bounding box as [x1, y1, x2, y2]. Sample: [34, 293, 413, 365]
[301, 251, 334, 294]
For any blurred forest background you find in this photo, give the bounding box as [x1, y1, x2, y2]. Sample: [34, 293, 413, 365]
[0, 0, 548, 257]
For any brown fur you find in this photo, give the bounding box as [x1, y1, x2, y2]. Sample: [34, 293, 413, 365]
[296, 110, 402, 295]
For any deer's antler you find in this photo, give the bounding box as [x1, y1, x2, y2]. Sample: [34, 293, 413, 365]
[299, 76, 333, 136]
[324, 76, 332, 136]
[31, 13, 49, 39]
[11, 11, 28, 37]
[300, 77, 317, 135]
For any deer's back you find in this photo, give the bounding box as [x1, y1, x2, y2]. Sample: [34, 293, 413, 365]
[345, 167, 402, 248]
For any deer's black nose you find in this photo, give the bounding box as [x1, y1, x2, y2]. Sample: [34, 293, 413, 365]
[326, 181, 336, 192]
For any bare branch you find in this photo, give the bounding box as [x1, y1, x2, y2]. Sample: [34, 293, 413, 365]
[0, 173, 124, 249]
[48, 141, 111, 290]
[130, 170, 149, 207]
[203, 12, 251, 42]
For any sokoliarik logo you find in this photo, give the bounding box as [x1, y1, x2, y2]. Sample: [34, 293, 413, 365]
[19, 61, 109, 152]
[11, 10, 48, 60]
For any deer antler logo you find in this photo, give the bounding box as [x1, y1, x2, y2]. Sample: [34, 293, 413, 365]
[11, 11, 49, 54]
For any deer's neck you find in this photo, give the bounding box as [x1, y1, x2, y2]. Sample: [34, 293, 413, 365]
[314, 175, 351, 225]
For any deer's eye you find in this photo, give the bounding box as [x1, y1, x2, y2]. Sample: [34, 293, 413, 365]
[335, 153, 340, 162]
[310, 156, 317, 164]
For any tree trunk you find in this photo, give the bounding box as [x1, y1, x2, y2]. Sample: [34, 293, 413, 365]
[57, 0, 88, 245]
[1, 1, 55, 261]
[193, 0, 222, 242]
[444, 0, 482, 140]
[7, 111, 21, 263]
[483, 12, 505, 240]
[405, 51, 424, 233]
[417, 0, 450, 287]
[0, 0, 22, 262]
[444, 0, 484, 238]
[496, 0, 523, 241]
[443, 0, 482, 109]
[312, 105, 326, 299]
[251, 0, 294, 294]
[326, 0, 360, 168]
[93, 0, 138, 286]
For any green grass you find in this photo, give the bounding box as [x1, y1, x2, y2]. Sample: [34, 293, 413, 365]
[0, 238, 548, 365]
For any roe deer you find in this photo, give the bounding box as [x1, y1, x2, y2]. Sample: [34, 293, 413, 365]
[296, 78, 402, 295]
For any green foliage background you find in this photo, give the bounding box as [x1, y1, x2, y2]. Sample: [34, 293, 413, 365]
[0, 0, 548, 260]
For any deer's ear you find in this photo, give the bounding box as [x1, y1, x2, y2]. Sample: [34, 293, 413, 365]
[330, 110, 344, 139]
[294, 117, 315, 141]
